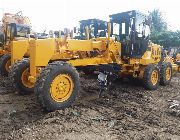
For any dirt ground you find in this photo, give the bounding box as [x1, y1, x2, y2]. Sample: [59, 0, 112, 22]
[0, 73, 180, 140]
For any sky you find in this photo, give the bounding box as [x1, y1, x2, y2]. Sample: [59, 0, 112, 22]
[0, 0, 179, 32]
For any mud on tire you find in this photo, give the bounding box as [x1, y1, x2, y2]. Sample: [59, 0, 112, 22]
[0, 54, 11, 76]
[9, 58, 34, 94]
[34, 61, 80, 112]
[143, 64, 160, 90]
[160, 62, 172, 86]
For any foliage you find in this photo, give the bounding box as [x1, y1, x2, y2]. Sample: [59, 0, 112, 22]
[149, 9, 180, 49]
[149, 9, 167, 32]
[151, 30, 180, 49]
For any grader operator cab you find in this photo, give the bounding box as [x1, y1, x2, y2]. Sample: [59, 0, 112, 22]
[3, 23, 30, 44]
[0, 12, 31, 76]
[110, 10, 150, 59]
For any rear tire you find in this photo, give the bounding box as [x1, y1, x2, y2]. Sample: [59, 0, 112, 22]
[160, 62, 172, 86]
[143, 64, 160, 90]
[0, 54, 11, 76]
[9, 58, 34, 94]
[35, 61, 80, 112]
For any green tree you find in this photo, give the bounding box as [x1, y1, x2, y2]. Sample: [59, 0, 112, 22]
[149, 9, 167, 33]
[149, 9, 180, 50]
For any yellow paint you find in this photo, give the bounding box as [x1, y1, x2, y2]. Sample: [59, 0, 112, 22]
[29, 37, 111, 77]
[163, 52, 179, 73]
[151, 70, 158, 85]
[29, 39, 55, 77]
[0, 48, 6, 56]
[172, 64, 179, 73]
[141, 44, 161, 64]
[176, 53, 180, 61]
[68, 57, 112, 66]
[11, 39, 30, 65]
[164, 55, 174, 64]
[67, 40, 92, 51]
[21, 68, 34, 88]
[50, 74, 74, 102]
[165, 67, 171, 81]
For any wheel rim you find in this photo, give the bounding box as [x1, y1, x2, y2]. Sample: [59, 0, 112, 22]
[50, 74, 74, 102]
[5, 59, 11, 72]
[165, 67, 171, 81]
[21, 68, 34, 88]
[151, 70, 158, 85]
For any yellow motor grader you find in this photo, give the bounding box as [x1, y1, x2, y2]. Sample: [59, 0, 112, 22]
[0, 11, 31, 76]
[10, 18, 108, 93]
[3, 16, 107, 78]
[173, 48, 180, 71]
[10, 10, 179, 111]
[109, 11, 179, 88]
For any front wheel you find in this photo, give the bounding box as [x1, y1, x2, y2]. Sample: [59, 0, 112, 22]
[9, 58, 34, 94]
[143, 65, 160, 90]
[0, 54, 11, 76]
[35, 61, 80, 112]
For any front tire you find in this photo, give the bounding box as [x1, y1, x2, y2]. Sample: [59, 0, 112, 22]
[9, 58, 34, 94]
[35, 61, 80, 112]
[0, 54, 11, 76]
[143, 64, 160, 90]
[160, 62, 172, 86]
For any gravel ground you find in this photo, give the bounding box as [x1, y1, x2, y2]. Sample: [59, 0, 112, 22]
[0, 73, 180, 140]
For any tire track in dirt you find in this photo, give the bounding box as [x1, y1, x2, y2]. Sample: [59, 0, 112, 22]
[0, 74, 179, 140]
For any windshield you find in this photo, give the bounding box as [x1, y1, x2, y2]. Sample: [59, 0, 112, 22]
[16, 25, 30, 37]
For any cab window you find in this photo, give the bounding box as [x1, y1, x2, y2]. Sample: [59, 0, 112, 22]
[16, 25, 30, 37]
